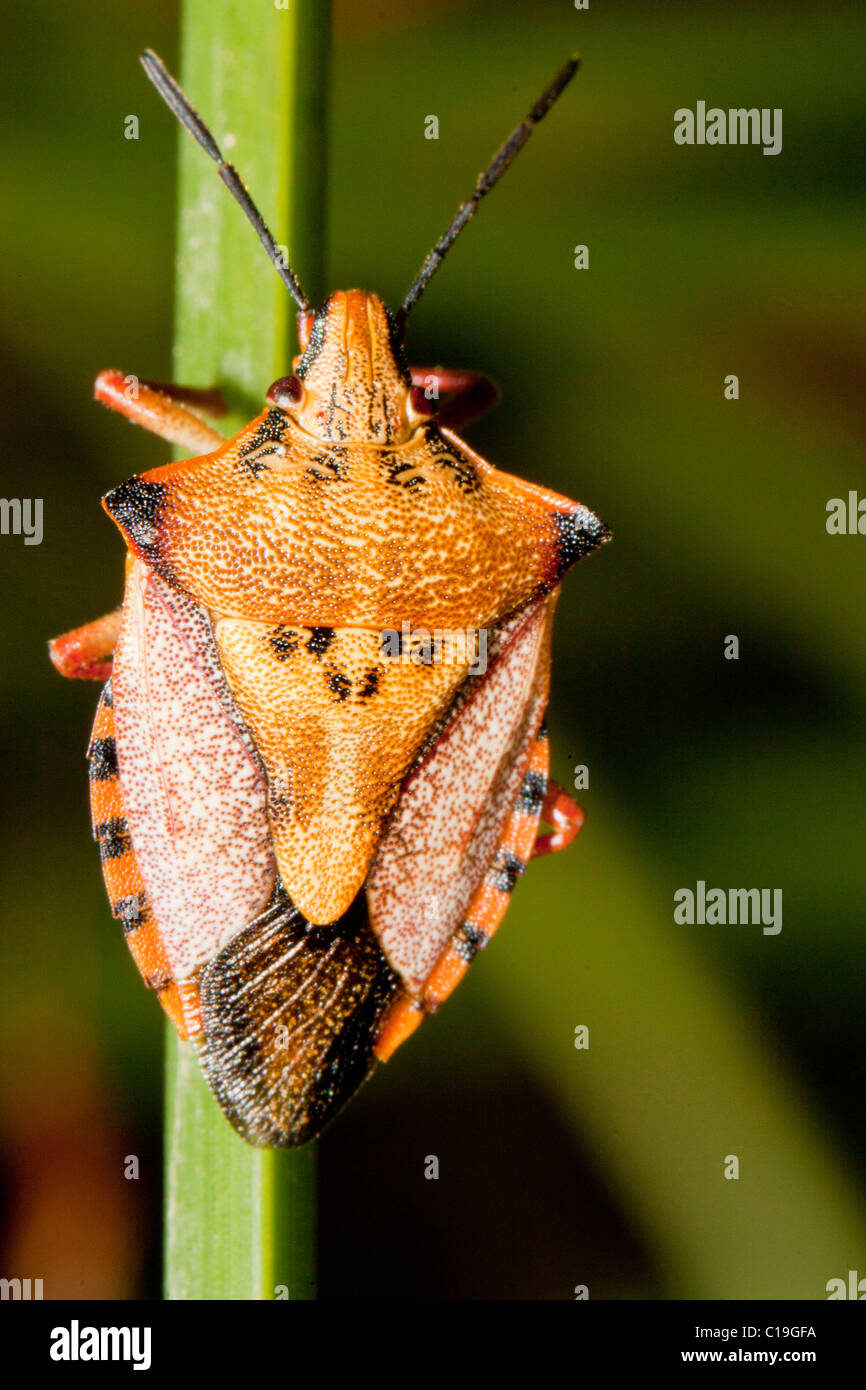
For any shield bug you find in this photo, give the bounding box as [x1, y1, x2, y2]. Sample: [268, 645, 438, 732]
[49, 50, 610, 1147]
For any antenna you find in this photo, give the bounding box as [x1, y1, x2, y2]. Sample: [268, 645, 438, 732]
[397, 57, 580, 327]
[140, 49, 310, 313]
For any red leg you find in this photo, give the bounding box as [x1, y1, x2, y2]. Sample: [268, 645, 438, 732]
[410, 366, 500, 430]
[94, 370, 227, 453]
[49, 610, 122, 681]
[532, 780, 584, 857]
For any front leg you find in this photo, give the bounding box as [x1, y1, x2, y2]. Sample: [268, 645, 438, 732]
[51, 374, 227, 680]
[94, 370, 227, 453]
[409, 365, 499, 430]
[49, 609, 122, 680]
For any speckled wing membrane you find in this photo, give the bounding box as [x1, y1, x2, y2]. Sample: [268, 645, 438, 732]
[367, 595, 554, 994]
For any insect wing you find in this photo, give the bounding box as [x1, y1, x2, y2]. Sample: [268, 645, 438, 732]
[111, 558, 276, 985]
[366, 593, 555, 996]
[197, 889, 400, 1147]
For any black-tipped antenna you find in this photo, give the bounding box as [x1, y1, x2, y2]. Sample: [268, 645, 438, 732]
[398, 57, 580, 328]
[140, 49, 310, 313]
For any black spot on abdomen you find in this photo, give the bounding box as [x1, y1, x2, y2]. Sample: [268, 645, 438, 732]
[515, 768, 546, 815]
[95, 816, 131, 861]
[89, 736, 118, 781]
[490, 848, 526, 895]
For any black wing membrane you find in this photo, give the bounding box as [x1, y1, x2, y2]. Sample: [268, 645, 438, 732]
[197, 886, 400, 1147]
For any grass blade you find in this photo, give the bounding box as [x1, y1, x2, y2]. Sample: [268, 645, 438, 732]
[163, 0, 331, 1302]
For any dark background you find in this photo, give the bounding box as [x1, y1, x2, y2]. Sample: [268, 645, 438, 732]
[0, 0, 864, 1298]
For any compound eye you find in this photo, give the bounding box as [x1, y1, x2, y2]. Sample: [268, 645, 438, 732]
[408, 385, 439, 419]
[267, 375, 304, 410]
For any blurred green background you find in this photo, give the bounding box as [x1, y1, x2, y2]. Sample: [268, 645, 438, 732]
[1, 0, 864, 1299]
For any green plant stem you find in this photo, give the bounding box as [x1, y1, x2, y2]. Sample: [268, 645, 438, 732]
[163, 0, 330, 1301]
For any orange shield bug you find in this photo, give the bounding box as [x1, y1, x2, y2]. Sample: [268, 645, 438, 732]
[49, 50, 610, 1147]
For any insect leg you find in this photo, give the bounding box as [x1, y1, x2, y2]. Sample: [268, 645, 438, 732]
[532, 780, 584, 857]
[49, 608, 122, 680]
[410, 365, 500, 429]
[94, 369, 227, 453]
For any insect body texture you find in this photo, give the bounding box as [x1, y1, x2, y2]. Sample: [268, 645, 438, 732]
[50, 55, 610, 1147]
